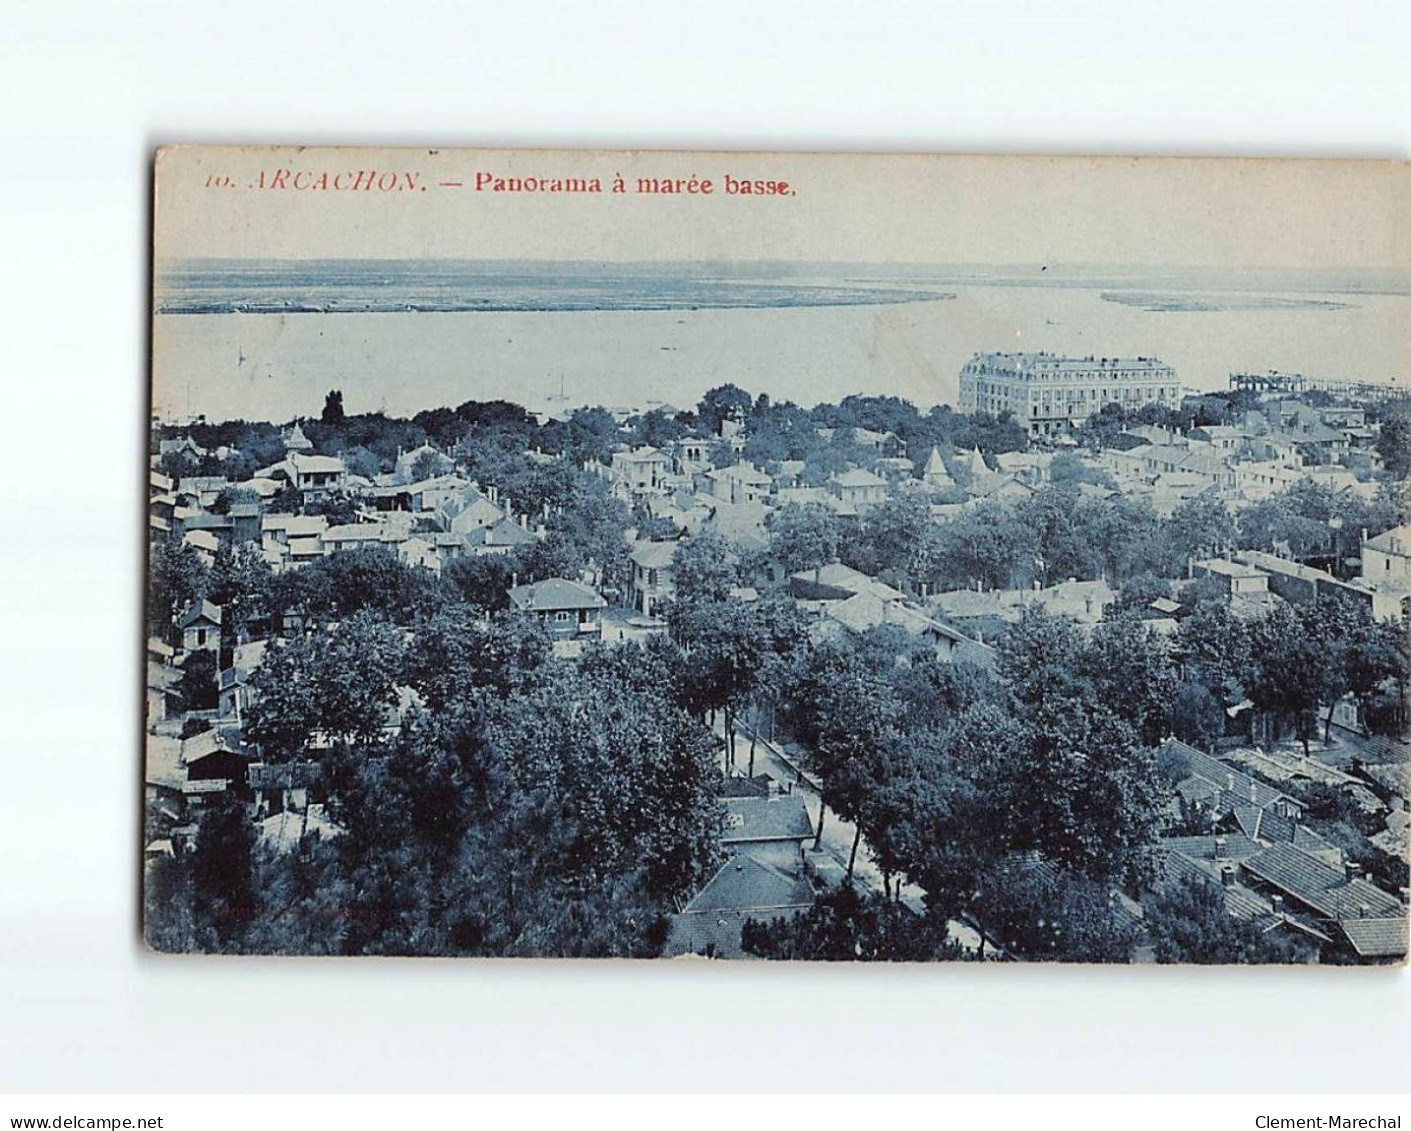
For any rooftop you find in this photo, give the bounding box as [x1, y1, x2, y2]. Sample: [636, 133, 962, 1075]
[1163, 738, 1291, 812]
[1240, 841, 1405, 922]
[680, 854, 815, 915]
[508, 577, 607, 613]
[964, 351, 1173, 376]
[1365, 524, 1411, 557]
[177, 599, 221, 629]
[630, 539, 679, 569]
[722, 795, 815, 844]
[1339, 916, 1410, 959]
[830, 468, 888, 489]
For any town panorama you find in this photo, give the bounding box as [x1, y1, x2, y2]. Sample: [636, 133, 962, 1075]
[145, 354, 1411, 963]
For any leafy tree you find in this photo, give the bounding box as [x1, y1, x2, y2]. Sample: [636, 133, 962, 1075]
[265, 482, 302, 514]
[926, 502, 1037, 591]
[1173, 599, 1252, 709]
[244, 610, 406, 760]
[442, 553, 515, 611]
[1017, 488, 1104, 586]
[544, 475, 633, 594]
[667, 530, 738, 617]
[1050, 451, 1116, 489]
[1166, 493, 1236, 562]
[1304, 593, 1410, 740]
[848, 493, 934, 584]
[404, 607, 550, 712]
[768, 502, 843, 576]
[1077, 496, 1162, 583]
[1374, 401, 1411, 477]
[742, 886, 956, 961]
[206, 543, 273, 646]
[1168, 681, 1226, 751]
[631, 500, 682, 543]
[321, 389, 346, 426]
[1081, 614, 1177, 745]
[410, 449, 448, 482]
[1246, 603, 1324, 756]
[513, 530, 585, 584]
[301, 490, 360, 526]
[1143, 876, 1304, 964]
[269, 548, 442, 628]
[485, 654, 723, 905]
[970, 855, 1137, 962]
[784, 640, 902, 877]
[1112, 572, 1173, 614]
[209, 486, 258, 515]
[189, 798, 258, 946]
[630, 409, 689, 449]
[997, 610, 1164, 880]
[177, 648, 219, 712]
[148, 537, 209, 640]
[696, 383, 754, 436]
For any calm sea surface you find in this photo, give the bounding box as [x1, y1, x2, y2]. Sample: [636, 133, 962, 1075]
[151, 263, 1409, 423]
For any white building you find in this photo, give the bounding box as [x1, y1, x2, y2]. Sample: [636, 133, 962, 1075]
[959, 352, 1181, 438]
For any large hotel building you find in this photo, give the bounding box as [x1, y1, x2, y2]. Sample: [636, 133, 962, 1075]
[959, 352, 1181, 437]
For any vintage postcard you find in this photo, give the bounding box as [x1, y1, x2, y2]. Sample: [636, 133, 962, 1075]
[145, 146, 1409, 963]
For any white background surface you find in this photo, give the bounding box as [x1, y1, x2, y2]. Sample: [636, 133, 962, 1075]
[1, 0, 1408, 1095]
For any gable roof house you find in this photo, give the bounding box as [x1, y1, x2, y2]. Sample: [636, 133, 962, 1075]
[256, 452, 348, 500]
[703, 462, 772, 506]
[181, 725, 254, 788]
[610, 445, 671, 494]
[409, 474, 474, 513]
[827, 467, 888, 512]
[1238, 842, 1407, 962]
[218, 639, 268, 725]
[146, 638, 179, 727]
[1358, 524, 1411, 619]
[394, 443, 452, 485]
[445, 493, 508, 535]
[1162, 738, 1305, 827]
[1155, 835, 1331, 960]
[629, 539, 678, 619]
[663, 854, 816, 960]
[464, 515, 541, 556]
[177, 600, 222, 654]
[790, 562, 904, 604]
[321, 520, 410, 555]
[818, 588, 997, 669]
[508, 578, 607, 649]
[721, 794, 816, 873]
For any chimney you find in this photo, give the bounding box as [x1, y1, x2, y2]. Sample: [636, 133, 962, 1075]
[1344, 862, 1361, 884]
[1226, 772, 1235, 792]
[1270, 894, 1284, 916]
[1213, 836, 1227, 861]
[1249, 780, 1258, 804]
[511, 571, 518, 589]
[1220, 864, 1236, 888]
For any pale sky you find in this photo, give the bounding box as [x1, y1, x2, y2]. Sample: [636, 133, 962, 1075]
[154, 147, 1411, 271]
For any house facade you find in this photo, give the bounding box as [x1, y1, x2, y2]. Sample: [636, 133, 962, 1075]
[629, 540, 677, 618]
[508, 578, 607, 641]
